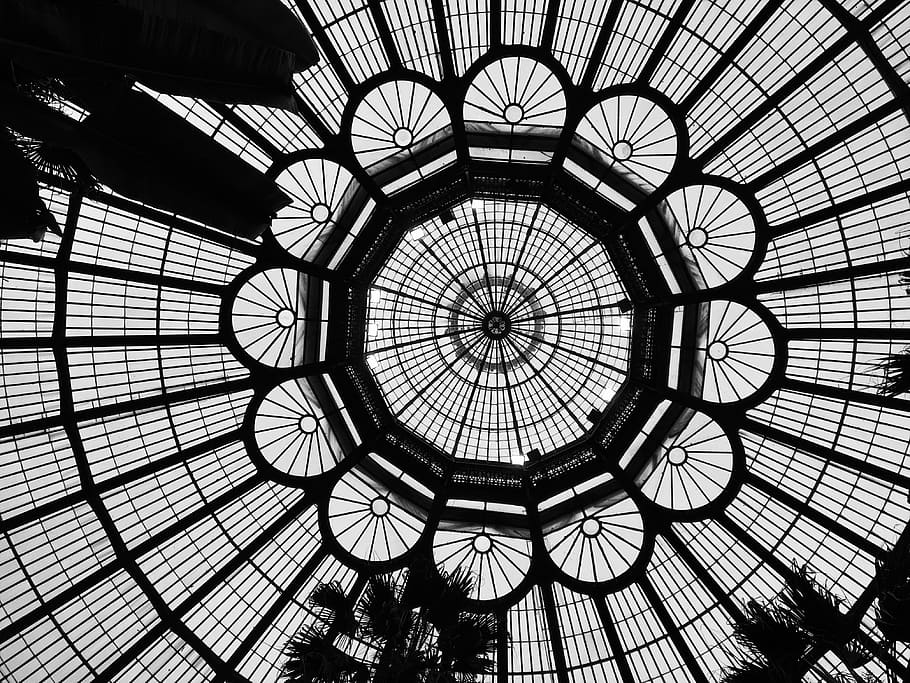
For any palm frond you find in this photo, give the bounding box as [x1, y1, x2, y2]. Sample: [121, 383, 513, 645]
[781, 565, 870, 668]
[400, 555, 440, 609]
[15, 136, 98, 191]
[734, 599, 809, 672]
[281, 628, 368, 683]
[875, 580, 910, 643]
[385, 649, 432, 683]
[874, 533, 910, 643]
[424, 567, 475, 630]
[877, 351, 910, 397]
[359, 574, 411, 645]
[875, 535, 910, 589]
[309, 581, 358, 639]
[15, 76, 65, 108]
[1, 128, 63, 240]
[438, 612, 497, 677]
[720, 659, 793, 683]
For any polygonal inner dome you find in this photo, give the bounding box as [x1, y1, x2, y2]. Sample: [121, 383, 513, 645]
[365, 197, 632, 465]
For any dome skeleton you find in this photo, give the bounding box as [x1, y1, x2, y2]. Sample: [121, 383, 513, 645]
[1, 1, 910, 682]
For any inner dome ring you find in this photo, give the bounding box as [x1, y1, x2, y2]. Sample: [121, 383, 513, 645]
[363, 197, 632, 464]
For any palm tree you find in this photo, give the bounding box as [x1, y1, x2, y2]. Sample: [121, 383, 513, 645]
[282, 582, 368, 683]
[1, 127, 60, 241]
[284, 562, 497, 683]
[16, 134, 97, 192]
[878, 352, 910, 397]
[723, 546, 910, 683]
[431, 612, 498, 683]
[2, 78, 291, 238]
[2, 0, 318, 109]
[780, 566, 871, 680]
[873, 536, 910, 682]
[358, 573, 419, 682]
[722, 599, 809, 682]
[1, 1, 313, 241]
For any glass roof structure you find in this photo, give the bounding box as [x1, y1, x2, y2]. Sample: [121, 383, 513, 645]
[2, 1, 910, 682]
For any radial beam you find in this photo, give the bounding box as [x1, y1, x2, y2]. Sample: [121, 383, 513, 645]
[746, 472, 884, 560]
[293, 92, 334, 142]
[209, 103, 283, 160]
[783, 377, 910, 414]
[496, 609, 509, 683]
[296, 1, 355, 90]
[368, 0, 402, 69]
[592, 596, 637, 683]
[579, 0, 624, 91]
[489, 0, 502, 48]
[540, 582, 571, 683]
[742, 418, 910, 491]
[679, 0, 783, 113]
[821, 0, 910, 125]
[0, 376, 254, 442]
[768, 177, 910, 238]
[0, 429, 243, 534]
[662, 528, 746, 624]
[0, 248, 227, 296]
[719, 514, 910, 680]
[784, 326, 910, 341]
[430, 0, 456, 80]
[34, 172, 261, 256]
[0, 332, 223, 351]
[636, 0, 696, 84]
[747, 99, 902, 190]
[223, 547, 330, 670]
[639, 577, 710, 683]
[753, 254, 910, 294]
[694, 31, 856, 166]
[0, 474, 264, 647]
[540, 0, 562, 51]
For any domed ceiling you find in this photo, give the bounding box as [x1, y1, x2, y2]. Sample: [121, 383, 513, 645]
[2, 0, 910, 681]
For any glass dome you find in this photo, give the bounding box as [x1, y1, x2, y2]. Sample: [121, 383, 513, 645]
[365, 196, 631, 464]
[2, 1, 910, 681]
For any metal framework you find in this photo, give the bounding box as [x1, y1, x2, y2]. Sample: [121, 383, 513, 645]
[1, 0, 910, 681]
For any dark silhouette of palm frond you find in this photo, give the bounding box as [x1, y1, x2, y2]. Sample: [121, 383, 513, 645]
[733, 599, 809, 673]
[285, 561, 503, 683]
[781, 565, 871, 670]
[16, 136, 98, 191]
[359, 574, 413, 646]
[436, 612, 497, 680]
[14, 76, 65, 108]
[876, 581, 910, 644]
[422, 567, 474, 630]
[875, 536, 910, 644]
[721, 658, 795, 683]
[310, 581, 358, 640]
[1, 127, 62, 240]
[877, 351, 910, 397]
[281, 628, 368, 683]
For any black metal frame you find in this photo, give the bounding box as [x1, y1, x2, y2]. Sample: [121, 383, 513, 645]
[2, 0, 910, 680]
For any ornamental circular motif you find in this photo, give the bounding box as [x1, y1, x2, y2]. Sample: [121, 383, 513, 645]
[231, 268, 308, 368]
[473, 534, 493, 553]
[253, 377, 353, 478]
[224, 65, 774, 598]
[433, 517, 532, 601]
[503, 103, 524, 124]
